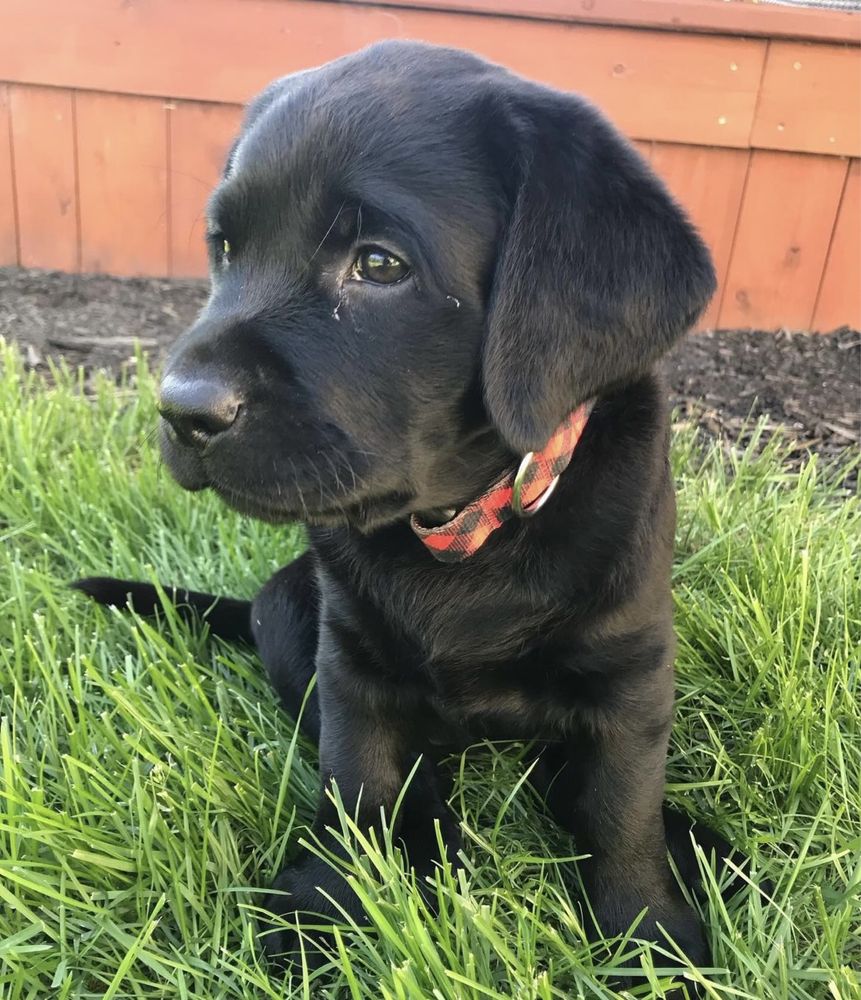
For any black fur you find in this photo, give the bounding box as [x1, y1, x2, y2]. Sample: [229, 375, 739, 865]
[74, 41, 754, 991]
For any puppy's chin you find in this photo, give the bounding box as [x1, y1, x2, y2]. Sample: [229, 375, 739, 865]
[217, 487, 416, 533]
[158, 436, 410, 531]
[215, 488, 339, 526]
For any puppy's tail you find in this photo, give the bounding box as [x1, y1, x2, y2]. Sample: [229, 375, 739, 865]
[72, 577, 254, 645]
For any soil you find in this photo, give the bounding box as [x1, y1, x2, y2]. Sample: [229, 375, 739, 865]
[666, 327, 859, 485]
[2, 267, 858, 487]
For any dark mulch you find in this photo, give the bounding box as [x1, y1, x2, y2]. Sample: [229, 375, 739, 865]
[1, 268, 206, 375]
[666, 327, 859, 483]
[2, 267, 858, 486]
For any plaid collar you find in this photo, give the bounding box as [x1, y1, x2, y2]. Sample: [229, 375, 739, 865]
[410, 401, 594, 563]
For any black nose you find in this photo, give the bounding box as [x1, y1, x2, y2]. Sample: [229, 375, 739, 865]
[158, 374, 241, 449]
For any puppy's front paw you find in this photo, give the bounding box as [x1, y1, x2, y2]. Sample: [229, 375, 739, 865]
[589, 885, 709, 998]
[652, 902, 709, 972]
[259, 856, 359, 973]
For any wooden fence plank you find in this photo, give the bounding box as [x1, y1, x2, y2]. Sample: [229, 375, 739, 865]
[76, 92, 168, 276]
[812, 159, 861, 332]
[364, 0, 861, 45]
[452, 24, 765, 148]
[0, 0, 765, 149]
[8, 86, 78, 271]
[751, 41, 861, 158]
[651, 143, 749, 329]
[0, 85, 18, 266]
[719, 150, 848, 330]
[169, 101, 243, 278]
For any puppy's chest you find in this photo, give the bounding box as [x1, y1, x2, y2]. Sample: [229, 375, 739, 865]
[411, 643, 607, 742]
[371, 596, 600, 737]
[328, 538, 613, 735]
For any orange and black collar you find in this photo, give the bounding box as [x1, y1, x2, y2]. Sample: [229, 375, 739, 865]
[410, 401, 593, 563]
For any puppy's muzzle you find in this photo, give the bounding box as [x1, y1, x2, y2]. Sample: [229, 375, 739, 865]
[158, 373, 241, 451]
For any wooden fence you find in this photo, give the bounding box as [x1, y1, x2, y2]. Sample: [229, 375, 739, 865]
[1, 0, 859, 330]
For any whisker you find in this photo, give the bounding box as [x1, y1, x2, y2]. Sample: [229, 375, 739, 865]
[327, 443, 367, 495]
[288, 457, 309, 521]
[141, 421, 162, 448]
[321, 450, 346, 498]
[303, 200, 347, 274]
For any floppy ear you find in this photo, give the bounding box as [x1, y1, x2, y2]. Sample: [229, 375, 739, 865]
[482, 84, 716, 454]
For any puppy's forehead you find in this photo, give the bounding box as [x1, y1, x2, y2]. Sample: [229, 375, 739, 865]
[230, 42, 502, 197]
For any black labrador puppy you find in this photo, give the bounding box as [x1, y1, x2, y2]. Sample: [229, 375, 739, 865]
[76, 40, 742, 982]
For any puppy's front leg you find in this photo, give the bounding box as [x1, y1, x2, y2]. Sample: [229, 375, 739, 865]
[260, 624, 433, 968]
[539, 665, 708, 966]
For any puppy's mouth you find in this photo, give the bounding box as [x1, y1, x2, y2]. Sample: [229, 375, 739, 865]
[159, 425, 412, 529]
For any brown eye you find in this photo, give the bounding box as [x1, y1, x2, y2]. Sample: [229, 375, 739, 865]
[353, 247, 409, 285]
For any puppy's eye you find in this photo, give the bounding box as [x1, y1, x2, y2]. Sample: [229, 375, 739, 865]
[208, 231, 231, 269]
[352, 247, 410, 285]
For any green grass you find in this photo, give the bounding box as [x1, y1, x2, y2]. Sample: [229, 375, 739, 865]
[0, 339, 858, 1000]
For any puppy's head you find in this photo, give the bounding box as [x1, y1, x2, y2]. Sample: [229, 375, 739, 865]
[159, 41, 714, 529]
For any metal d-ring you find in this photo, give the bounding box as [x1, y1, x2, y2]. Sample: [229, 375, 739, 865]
[511, 452, 560, 518]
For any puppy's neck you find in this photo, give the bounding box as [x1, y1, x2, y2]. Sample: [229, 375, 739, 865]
[411, 425, 515, 518]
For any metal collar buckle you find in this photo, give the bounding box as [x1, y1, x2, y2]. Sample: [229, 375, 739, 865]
[511, 451, 560, 518]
